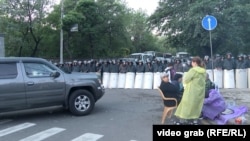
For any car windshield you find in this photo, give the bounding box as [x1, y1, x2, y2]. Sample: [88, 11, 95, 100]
[128, 55, 142, 60]
[164, 54, 172, 58]
[179, 54, 189, 58]
[155, 52, 163, 57]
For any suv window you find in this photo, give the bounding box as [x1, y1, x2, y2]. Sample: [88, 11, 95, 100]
[24, 62, 56, 77]
[0, 63, 18, 79]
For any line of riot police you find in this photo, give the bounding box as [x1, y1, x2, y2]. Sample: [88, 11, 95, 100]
[203, 52, 250, 89]
[204, 53, 250, 70]
[51, 52, 250, 89]
[52, 52, 250, 75]
[52, 58, 192, 75]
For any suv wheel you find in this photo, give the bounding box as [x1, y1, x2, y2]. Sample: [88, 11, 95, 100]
[69, 90, 95, 116]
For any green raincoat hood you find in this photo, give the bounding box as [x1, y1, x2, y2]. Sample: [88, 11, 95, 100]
[192, 66, 206, 74]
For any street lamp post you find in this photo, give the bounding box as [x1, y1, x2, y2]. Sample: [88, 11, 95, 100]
[0, 33, 5, 57]
[60, 0, 64, 64]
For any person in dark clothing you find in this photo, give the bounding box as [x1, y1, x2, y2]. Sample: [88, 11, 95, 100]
[171, 73, 184, 104]
[119, 61, 127, 73]
[58, 63, 64, 71]
[235, 54, 247, 69]
[182, 59, 191, 72]
[126, 61, 136, 73]
[72, 60, 81, 72]
[204, 55, 213, 70]
[173, 58, 183, 72]
[88, 60, 96, 72]
[223, 52, 235, 70]
[102, 60, 110, 73]
[64, 62, 72, 73]
[144, 60, 153, 72]
[164, 62, 176, 82]
[135, 60, 145, 73]
[214, 54, 223, 70]
[110, 60, 119, 73]
[159, 73, 179, 107]
[152, 60, 159, 72]
[81, 60, 89, 72]
[95, 61, 102, 73]
[246, 55, 250, 68]
[205, 73, 216, 98]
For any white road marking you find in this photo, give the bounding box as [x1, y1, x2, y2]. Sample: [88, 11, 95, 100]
[0, 122, 36, 137]
[71, 133, 104, 141]
[0, 122, 136, 141]
[19, 127, 65, 141]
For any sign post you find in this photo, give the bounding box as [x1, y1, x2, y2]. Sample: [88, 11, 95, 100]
[202, 15, 217, 81]
[60, 0, 64, 64]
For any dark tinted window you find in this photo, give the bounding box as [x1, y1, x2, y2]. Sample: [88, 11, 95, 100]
[155, 52, 163, 57]
[0, 63, 18, 79]
[164, 53, 172, 58]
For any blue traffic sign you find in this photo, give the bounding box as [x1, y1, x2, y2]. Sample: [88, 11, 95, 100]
[202, 15, 217, 31]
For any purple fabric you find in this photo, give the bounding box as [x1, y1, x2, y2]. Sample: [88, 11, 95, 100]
[202, 89, 226, 120]
[214, 106, 248, 125]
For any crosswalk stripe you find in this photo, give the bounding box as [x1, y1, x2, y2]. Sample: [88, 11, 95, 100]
[0, 119, 12, 124]
[19, 127, 65, 141]
[71, 133, 104, 141]
[0, 122, 36, 137]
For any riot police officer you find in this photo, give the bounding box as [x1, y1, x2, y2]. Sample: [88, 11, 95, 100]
[204, 55, 213, 69]
[135, 60, 145, 73]
[236, 54, 247, 69]
[214, 54, 223, 70]
[223, 52, 235, 70]
[144, 59, 153, 72]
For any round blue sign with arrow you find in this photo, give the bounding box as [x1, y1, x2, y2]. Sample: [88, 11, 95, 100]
[202, 15, 217, 31]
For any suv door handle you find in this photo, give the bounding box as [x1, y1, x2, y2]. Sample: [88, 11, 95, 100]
[27, 82, 35, 86]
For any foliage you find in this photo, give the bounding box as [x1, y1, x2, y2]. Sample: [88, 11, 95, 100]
[0, 0, 56, 57]
[149, 0, 250, 57]
[3, 0, 249, 60]
[59, 0, 160, 59]
[0, 0, 163, 60]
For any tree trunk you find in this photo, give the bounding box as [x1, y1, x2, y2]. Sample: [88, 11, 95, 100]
[29, 32, 41, 57]
[31, 41, 40, 57]
[18, 46, 23, 57]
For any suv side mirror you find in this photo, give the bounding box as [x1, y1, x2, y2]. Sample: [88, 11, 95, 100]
[50, 71, 60, 78]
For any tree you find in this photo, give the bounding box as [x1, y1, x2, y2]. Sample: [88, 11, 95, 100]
[61, 0, 135, 58]
[0, 0, 56, 57]
[127, 9, 160, 54]
[149, 0, 250, 56]
[0, 0, 164, 59]
[97, 0, 133, 58]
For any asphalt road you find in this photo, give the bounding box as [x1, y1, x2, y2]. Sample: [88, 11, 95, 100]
[3, 88, 246, 141]
[0, 89, 165, 141]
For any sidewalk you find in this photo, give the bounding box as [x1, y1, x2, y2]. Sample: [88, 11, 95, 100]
[202, 88, 250, 125]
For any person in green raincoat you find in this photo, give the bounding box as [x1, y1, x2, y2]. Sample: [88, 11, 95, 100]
[174, 56, 206, 125]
